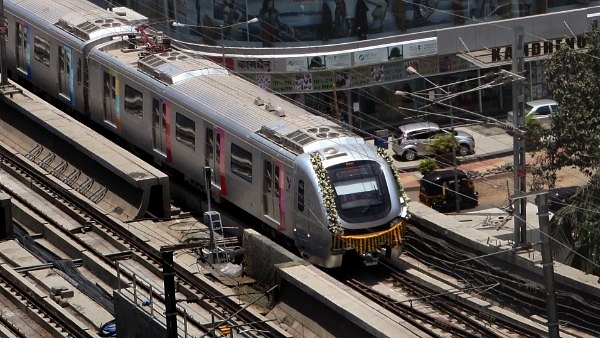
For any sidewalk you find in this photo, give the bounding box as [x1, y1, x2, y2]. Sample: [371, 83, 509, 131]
[375, 123, 515, 191]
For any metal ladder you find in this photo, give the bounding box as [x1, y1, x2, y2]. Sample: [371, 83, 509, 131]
[203, 211, 229, 264]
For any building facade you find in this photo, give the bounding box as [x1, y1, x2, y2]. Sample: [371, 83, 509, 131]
[105, 0, 600, 132]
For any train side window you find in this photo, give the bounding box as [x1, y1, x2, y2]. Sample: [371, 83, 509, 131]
[175, 112, 195, 150]
[231, 143, 252, 182]
[33, 35, 50, 66]
[297, 180, 305, 212]
[124, 85, 144, 119]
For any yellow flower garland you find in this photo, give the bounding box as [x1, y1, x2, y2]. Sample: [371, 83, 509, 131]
[310, 152, 344, 235]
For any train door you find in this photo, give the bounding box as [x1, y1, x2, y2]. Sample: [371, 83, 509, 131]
[262, 160, 282, 228]
[294, 176, 309, 251]
[204, 126, 225, 196]
[152, 98, 167, 156]
[58, 46, 73, 104]
[103, 71, 117, 127]
[15, 22, 30, 77]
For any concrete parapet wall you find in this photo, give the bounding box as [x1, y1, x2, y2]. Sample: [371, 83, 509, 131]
[113, 289, 167, 338]
[242, 229, 307, 286]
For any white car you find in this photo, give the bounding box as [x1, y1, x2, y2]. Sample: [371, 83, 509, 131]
[507, 99, 559, 130]
[391, 122, 475, 161]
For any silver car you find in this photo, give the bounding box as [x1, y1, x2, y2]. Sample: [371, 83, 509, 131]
[391, 122, 475, 161]
[507, 99, 559, 130]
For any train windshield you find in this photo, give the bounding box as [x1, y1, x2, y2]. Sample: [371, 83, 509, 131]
[327, 161, 390, 220]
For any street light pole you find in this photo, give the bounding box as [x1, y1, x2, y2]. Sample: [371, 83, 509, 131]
[220, 24, 225, 67]
[406, 66, 460, 213]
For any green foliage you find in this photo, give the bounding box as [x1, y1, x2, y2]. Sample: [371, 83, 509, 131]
[524, 114, 544, 149]
[541, 19, 600, 275]
[550, 174, 600, 275]
[418, 157, 438, 175]
[540, 19, 600, 180]
[426, 133, 457, 155]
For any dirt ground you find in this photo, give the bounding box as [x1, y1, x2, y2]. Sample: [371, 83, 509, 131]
[406, 166, 590, 211]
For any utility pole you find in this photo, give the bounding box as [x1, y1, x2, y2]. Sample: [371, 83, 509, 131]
[512, 25, 527, 246]
[536, 193, 560, 338]
[510, 191, 560, 338]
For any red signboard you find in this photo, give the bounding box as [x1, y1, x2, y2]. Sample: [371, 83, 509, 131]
[0, 25, 7, 36]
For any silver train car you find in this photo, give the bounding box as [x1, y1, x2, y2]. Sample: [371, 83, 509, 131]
[3, 0, 410, 268]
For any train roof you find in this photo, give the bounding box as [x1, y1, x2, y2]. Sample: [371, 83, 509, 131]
[7, 0, 146, 41]
[98, 37, 361, 155]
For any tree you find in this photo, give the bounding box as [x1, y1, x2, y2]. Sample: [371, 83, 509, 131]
[537, 20, 600, 274]
[540, 20, 600, 180]
[427, 133, 458, 167]
[418, 157, 438, 175]
[427, 133, 458, 155]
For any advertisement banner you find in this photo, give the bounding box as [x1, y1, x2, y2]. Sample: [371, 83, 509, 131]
[353, 47, 388, 66]
[286, 57, 308, 72]
[326, 53, 352, 69]
[403, 38, 438, 59]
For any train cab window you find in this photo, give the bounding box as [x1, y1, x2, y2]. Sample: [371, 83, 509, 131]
[175, 113, 195, 150]
[231, 143, 252, 182]
[33, 35, 50, 66]
[297, 180, 305, 212]
[328, 161, 390, 220]
[124, 85, 144, 119]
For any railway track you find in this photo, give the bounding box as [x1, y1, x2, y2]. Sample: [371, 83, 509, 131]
[0, 138, 285, 337]
[0, 273, 74, 337]
[335, 261, 544, 338]
[327, 219, 600, 338]
[403, 224, 600, 337]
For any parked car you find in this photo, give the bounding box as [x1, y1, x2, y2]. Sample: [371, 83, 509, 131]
[548, 186, 580, 213]
[391, 122, 475, 161]
[507, 99, 559, 130]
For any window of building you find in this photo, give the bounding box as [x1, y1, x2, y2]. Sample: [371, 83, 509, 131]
[175, 113, 195, 150]
[231, 143, 252, 182]
[124, 84, 144, 119]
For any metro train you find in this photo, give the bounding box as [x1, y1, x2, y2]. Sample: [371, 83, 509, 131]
[2, 0, 410, 268]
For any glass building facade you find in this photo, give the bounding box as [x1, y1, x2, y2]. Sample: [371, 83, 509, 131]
[101, 0, 599, 133]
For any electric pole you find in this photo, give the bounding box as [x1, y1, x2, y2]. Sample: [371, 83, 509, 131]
[512, 25, 527, 246]
[536, 193, 560, 338]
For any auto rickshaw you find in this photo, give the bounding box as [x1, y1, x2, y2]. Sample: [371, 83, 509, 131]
[419, 169, 478, 212]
